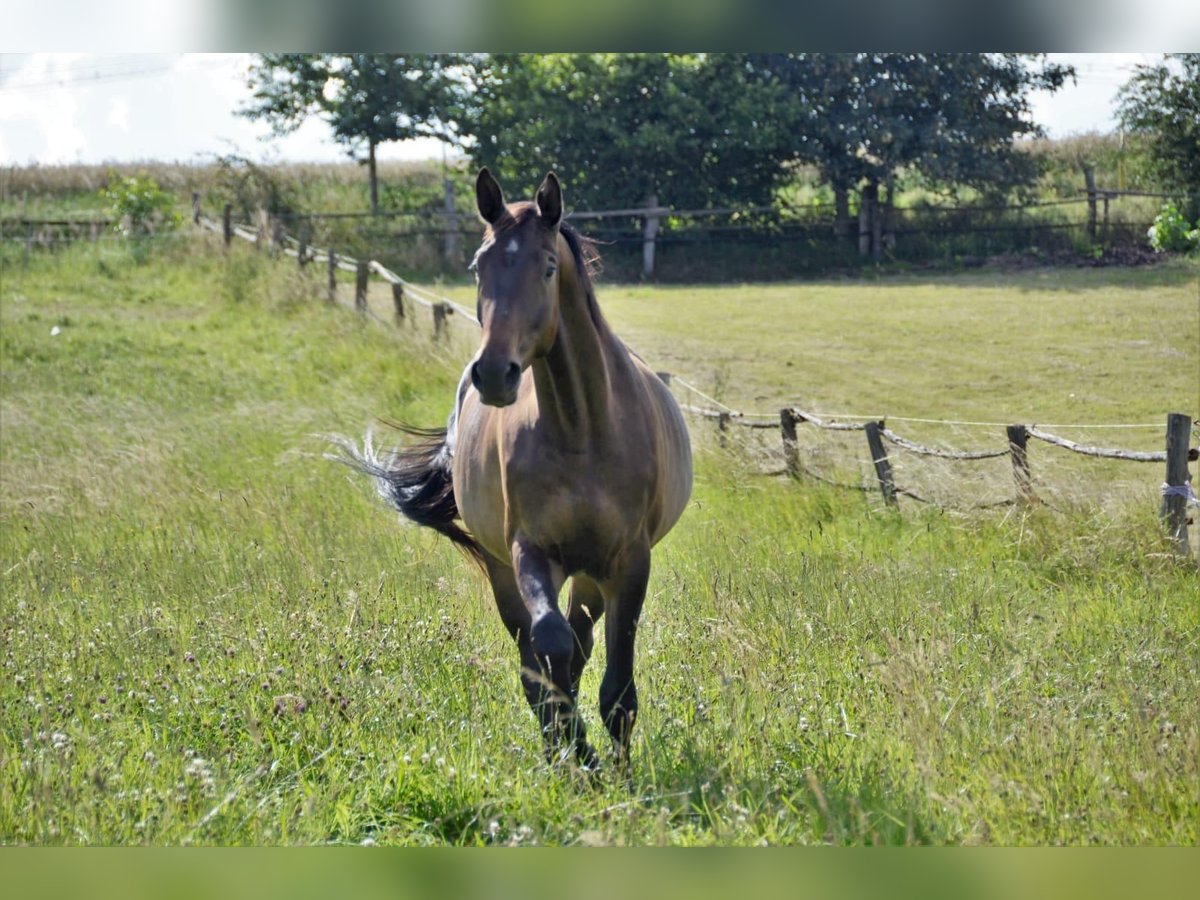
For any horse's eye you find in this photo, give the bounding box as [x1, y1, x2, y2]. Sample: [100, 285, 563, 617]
[545, 267, 556, 280]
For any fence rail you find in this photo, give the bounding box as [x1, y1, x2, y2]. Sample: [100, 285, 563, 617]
[5, 180, 1178, 279]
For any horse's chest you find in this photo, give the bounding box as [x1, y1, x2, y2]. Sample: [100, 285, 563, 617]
[510, 450, 652, 563]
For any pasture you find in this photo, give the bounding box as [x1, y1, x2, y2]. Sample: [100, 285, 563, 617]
[1, 239, 1197, 845]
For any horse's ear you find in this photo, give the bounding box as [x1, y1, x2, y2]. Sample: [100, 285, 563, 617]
[535, 172, 563, 229]
[476, 168, 506, 225]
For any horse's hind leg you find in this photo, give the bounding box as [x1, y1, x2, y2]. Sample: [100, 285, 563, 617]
[566, 576, 603, 699]
[597, 541, 651, 762]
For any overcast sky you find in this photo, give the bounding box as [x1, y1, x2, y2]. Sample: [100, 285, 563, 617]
[0, 53, 1168, 167]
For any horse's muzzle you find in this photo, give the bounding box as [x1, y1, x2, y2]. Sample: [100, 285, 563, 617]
[471, 358, 522, 407]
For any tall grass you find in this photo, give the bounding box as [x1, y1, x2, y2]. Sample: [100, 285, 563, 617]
[1, 241, 1196, 845]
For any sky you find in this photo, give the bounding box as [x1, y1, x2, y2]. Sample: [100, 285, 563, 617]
[0, 53, 1170, 168]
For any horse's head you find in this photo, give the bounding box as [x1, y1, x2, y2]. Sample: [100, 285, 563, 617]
[469, 168, 564, 407]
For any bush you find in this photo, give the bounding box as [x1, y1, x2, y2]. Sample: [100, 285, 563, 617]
[1147, 202, 1200, 254]
[101, 172, 182, 236]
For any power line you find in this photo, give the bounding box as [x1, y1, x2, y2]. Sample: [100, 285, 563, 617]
[0, 62, 177, 92]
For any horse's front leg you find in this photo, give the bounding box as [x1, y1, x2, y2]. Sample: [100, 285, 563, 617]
[510, 536, 594, 765]
[597, 539, 651, 762]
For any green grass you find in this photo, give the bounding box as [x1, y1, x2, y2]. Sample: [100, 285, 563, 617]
[1, 242, 1197, 845]
[427, 263, 1200, 428]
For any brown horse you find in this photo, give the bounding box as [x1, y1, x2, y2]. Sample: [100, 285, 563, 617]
[340, 170, 691, 766]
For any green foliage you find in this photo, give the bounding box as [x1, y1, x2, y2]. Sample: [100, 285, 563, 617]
[1118, 54, 1200, 219]
[1147, 202, 1200, 254]
[243, 54, 462, 148]
[241, 54, 464, 209]
[748, 53, 1073, 200]
[1018, 133, 1159, 200]
[464, 53, 1073, 213]
[465, 54, 797, 210]
[101, 172, 182, 236]
[207, 154, 299, 222]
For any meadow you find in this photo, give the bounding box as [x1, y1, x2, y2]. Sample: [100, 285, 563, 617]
[1, 236, 1197, 845]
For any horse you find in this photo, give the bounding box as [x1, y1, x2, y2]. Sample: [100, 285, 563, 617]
[338, 169, 692, 767]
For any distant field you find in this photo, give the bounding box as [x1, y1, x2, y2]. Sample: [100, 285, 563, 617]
[2, 241, 1196, 846]
[423, 262, 1199, 431]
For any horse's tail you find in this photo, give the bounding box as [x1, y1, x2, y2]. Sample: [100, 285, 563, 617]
[327, 424, 486, 569]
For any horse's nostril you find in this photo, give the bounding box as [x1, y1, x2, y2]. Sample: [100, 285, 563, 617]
[470, 362, 483, 391]
[504, 362, 521, 391]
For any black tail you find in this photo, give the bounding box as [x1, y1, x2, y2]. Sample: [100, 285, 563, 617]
[327, 424, 486, 569]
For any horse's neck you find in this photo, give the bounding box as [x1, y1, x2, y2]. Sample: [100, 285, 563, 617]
[530, 251, 613, 450]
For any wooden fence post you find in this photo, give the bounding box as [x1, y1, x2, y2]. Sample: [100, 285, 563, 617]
[871, 198, 884, 263]
[1084, 164, 1098, 243]
[642, 194, 660, 279]
[443, 178, 459, 265]
[718, 412, 731, 448]
[858, 183, 878, 257]
[392, 283, 405, 320]
[864, 420, 897, 506]
[882, 172, 896, 253]
[1006, 424, 1033, 501]
[433, 302, 448, 340]
[780, 408, 800, 479]
[297, 223, 309, 270]
[327, 251, 337, 304]
[355, 261, 369, 312]
[656, 371, 671, 386]
[1161, 413, 1193, 557]
[271, 217, 285, 256]
[191, 192, 201, 225]
[222, 203, 232, 248]
[833, 183, 854, 244]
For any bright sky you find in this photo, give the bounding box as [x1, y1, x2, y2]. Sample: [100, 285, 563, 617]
[0, 53, 1168, 167]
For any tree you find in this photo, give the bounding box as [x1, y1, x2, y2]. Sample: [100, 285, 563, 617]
[1117, 54, 1200, 220]
[241, 54, 462, 212]
[463, 54, 798, 211]
[749, 54, 1074, 241]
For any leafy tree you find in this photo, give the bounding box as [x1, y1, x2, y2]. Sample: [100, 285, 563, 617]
[464, 54, 797, 211]
[749, 53, 1074, 230]
[1117, 54, 1200, 220]
[241, 54, 463, 212]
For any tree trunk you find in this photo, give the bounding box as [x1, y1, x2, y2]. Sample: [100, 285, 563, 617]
[368, 140, 379, 214]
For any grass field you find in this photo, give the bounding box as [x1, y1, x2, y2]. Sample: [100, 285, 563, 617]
[425, 263, 1199, 427]
[1, 239, 1197, 845]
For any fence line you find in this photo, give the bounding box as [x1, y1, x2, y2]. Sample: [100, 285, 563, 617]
[201, 206, 1196, 554]
[175, 182, 1168, 277]
[4, 184, 1168, 279]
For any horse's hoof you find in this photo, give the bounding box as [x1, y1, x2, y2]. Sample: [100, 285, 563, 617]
[576, 741, 600, 771]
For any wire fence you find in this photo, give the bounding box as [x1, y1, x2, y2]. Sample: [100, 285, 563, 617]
[199, 210, 1196, 553]
[7, 181, 1169, 280]
[8, 204, 1195, 554]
